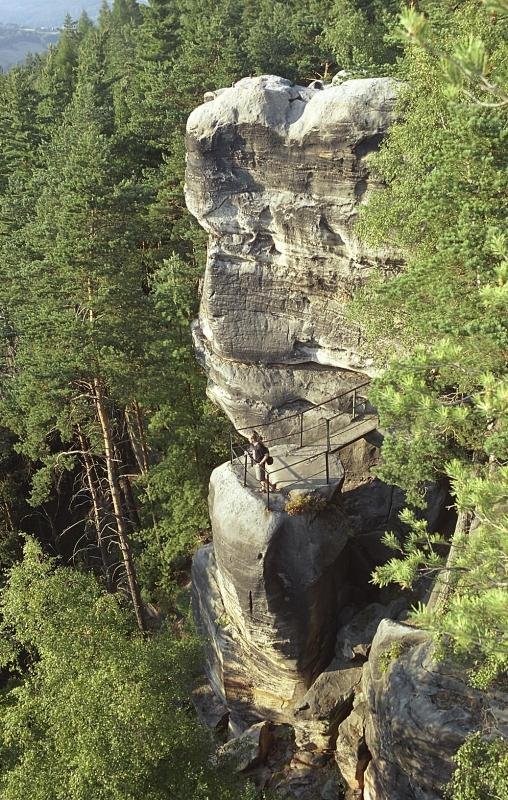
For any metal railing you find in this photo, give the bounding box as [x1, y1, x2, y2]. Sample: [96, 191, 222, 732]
[228, 380, 374, 509]
[233, 448, 330, 511]
[229, 379, 370, 460]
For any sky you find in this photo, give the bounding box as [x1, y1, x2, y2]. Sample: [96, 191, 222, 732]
[0, 2, 106, 28]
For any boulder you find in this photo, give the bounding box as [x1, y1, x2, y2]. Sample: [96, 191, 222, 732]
[218, 720, 274, 772]
[274, 765, 344, 800]
[292, 658, 363, 756]
[295, 659, 363, 725]
[186, 74, 401, 432]
[362, 619, 508, 799]
[335, 599, 407, 661]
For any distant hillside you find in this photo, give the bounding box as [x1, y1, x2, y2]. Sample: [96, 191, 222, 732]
[0, 2, 104, 28]
[0, 24, 59, 70]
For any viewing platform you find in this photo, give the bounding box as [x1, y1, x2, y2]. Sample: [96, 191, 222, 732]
[229, 382, 379, 510]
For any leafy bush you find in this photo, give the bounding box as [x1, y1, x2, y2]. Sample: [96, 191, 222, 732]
[447, 733, 508, 800]
[0, 540, 251, 800]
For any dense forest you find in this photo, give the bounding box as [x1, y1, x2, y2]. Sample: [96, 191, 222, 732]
[0, 1, 506, 798]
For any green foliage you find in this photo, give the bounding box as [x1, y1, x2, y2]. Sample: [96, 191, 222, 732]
[399, 2, 508, 107]
[358, 1, 508, 694]
[0, 429, 28, 577]
[446, 733, 508, 800]
[0, 540, 250, 800]
[379, 640, 405, 673]
[374, 509, 447, 588]
[0, 0, 504, 792]
[322, 0, 401, 74]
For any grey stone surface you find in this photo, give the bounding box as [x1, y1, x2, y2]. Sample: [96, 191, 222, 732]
[191, 680, 229, 730]
[292, 658, 363, 756]
[274, 765, 344, 800]
[193, 320, 372, 442]
[335, 599, 407, 661]
[218, 720, 274, 771]
[191, 544, 260, 726]
[202, 461, 351, 719]
[335, 689, 370, 792]
[362, 619, 508, 800]
[186, 74, 400, 431]
[295, 659, 362, 723]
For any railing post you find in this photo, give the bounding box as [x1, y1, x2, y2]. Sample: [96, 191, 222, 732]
[229, 432, 234, 464]
[244, 453, 247, 487]
[325, 450, 329, 485]
[300, 413, 304, 448]
[352, 389, 357, 420]
[326, 417, 330, 451]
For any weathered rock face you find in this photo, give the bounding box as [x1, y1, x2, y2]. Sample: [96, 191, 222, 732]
[360, 620, 508, 800]
[192, 462, 351, 724]
[218, 720, 275, 772]
[186, 74, 400, 431]
[185, 74, 479, 800]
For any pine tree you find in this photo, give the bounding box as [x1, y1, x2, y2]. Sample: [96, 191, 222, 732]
[322, 0, 401, 73]
[126, 0, 180, 150]
[36, 14, 82, 126]
[77, 10, 95, 39]
[0, 65, 178, 628]
[350, 0, 508, 689]
[0, 66, 42, 193]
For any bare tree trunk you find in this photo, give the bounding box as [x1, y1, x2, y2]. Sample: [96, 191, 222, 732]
[114, 410, 141, 529]
[128, 401, 159, 541]
[77, 426, 113, 592]
[125, 406, 147, 475]
[93, 379, 146, 632]
[115, 443, 141, 529]
[133, 400, 150, 474]
[427, 510, 473, 612]
[2, 500, 15, 532]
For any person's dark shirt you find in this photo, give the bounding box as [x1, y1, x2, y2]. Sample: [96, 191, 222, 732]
[249, 442, 267, 463]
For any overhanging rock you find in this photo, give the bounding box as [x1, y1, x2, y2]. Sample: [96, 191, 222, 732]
[185, 74, 401, 432]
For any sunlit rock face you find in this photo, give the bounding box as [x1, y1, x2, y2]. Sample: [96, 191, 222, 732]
[185, 75, 400, 431]
[361, 620, 508, 800]
[191, 461, 351, 726]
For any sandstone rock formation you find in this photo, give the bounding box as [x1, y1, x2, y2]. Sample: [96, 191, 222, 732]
[192, 460, 351, 726]
[185, 75, 486, 800]
[186, 74, 400, 433]
[354, 620, 507, 799]
[218, 720, 275, 771]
